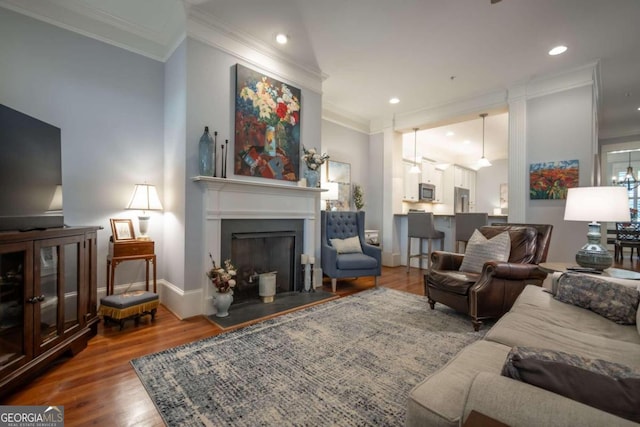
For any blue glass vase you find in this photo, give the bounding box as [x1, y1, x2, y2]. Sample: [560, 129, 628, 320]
[305, 169, 319, 188]
[199, 126, 215, 176]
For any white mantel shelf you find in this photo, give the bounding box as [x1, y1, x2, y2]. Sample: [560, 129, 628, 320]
[192, 176, 326, 194]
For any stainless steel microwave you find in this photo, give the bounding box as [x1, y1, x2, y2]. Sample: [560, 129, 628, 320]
[419, 183, 436, 202]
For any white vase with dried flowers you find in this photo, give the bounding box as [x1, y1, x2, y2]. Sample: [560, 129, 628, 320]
[207, 254, 237, 317]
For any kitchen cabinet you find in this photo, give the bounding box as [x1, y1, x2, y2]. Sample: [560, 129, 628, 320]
[403, 161, 420, 201]
[454, 165, 474, 189]
[422, 161, 443, 202]
[453, 166, 476, 210]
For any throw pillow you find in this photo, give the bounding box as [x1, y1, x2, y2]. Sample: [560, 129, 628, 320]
[330, 236, 363, 254]
[459, 229, 511, 274]
[554, 272, 640, 324]
[502, 346, 640, 423]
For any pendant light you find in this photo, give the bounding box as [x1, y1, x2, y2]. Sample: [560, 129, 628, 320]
[478, 113, 492, 168]
[409, 128, 421, 174]
[612, 151, 640, 190]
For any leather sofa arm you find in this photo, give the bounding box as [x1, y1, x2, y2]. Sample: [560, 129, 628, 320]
[483, 261, 548, 281]
[430, 251, 465, 270]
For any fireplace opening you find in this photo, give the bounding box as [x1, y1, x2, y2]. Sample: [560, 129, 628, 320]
[221, 219, 303, 304]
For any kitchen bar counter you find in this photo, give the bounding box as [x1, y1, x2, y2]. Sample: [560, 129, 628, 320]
[393, 213, 507, 267]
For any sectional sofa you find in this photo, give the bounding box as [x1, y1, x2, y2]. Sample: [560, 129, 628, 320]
[407, 272, 640, 426]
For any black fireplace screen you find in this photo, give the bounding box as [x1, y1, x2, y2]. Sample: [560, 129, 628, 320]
[220, 219, 304, 303]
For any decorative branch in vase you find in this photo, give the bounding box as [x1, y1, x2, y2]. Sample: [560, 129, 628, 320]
[353, 184, 364, 210]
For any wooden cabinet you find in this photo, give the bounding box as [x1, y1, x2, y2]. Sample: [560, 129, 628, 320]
[0, 226, 98, 398]
[107, 239, 156, 295]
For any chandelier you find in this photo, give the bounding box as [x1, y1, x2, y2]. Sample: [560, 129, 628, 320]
[612, 151, 640, 191]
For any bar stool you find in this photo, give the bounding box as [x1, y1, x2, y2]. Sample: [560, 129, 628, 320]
[407, 212, 445, 272]
[454, 213, 488, 253]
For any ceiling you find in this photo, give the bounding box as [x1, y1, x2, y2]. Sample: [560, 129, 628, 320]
[3, 0, 639, 165]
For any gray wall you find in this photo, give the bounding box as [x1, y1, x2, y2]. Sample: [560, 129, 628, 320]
[0, 8, 165, 288]
[321, 120, 372, 216]
[526, 86, 594, 261]
[163, 40, 187, 289]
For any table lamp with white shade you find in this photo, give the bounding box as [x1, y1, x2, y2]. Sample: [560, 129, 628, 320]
[564, 186, 630, 270]
[126, 183, 163, 240]
[320, 182, 339, 210]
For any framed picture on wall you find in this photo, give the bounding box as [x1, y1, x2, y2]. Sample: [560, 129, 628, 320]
[326, 160, 351, 184]
[529, 159, 579, 200]
[234, 64, 301, 182]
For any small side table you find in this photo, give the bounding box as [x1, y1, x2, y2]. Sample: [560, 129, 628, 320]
[539, 262, 640, 280]
[107, 239, 157, 295]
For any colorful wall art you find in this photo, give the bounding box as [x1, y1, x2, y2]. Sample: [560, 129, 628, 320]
[529, 159, 579, 199]
[234, 64, 301, 181]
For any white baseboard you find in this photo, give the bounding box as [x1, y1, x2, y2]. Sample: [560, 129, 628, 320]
[382, 251, 401, 267]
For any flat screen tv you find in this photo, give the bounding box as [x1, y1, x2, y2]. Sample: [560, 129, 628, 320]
[0, 104, 64, 232]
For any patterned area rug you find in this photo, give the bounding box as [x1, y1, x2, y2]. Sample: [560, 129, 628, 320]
[131, 287, 487, 426]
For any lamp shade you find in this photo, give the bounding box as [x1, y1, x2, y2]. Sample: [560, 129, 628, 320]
[126, 184, 163, 211]
[564, 186, 630, 222]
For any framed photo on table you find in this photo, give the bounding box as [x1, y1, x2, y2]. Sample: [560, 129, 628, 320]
[110, 218, 136, 242]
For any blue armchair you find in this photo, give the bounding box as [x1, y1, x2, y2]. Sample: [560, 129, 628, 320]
[321, 211, 382, 292]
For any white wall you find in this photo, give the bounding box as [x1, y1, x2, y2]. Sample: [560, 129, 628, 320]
[526, 85, 594, 261]
[0, 8, 165, 291]
[476, 159, 508, 214]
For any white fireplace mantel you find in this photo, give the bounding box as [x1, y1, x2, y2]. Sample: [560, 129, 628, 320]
[193, 176, 324, 314]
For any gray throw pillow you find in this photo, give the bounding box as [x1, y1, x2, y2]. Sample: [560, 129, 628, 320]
[502, 346, 640, 423]
[459, 229, 511, 274]
[330, 236, 363, 254]
[554, 272, 640, 324]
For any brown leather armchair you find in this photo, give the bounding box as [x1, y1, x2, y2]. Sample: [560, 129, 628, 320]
[425, 223, 553, 330]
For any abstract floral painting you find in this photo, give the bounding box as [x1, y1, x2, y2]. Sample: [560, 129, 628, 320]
[234, 64, 301, 181]
[529, 159, 579, 199]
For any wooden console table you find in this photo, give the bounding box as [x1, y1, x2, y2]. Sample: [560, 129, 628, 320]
[107, 239, 156, 295]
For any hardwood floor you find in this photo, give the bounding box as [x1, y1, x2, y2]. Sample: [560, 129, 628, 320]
[0, 266, 424, 426]
[3, 258, 637, 426]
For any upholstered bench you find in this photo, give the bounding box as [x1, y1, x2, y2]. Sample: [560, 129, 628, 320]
[99, 291, 159, 330]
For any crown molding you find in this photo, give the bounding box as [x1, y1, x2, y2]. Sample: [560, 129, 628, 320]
[386, 90, 508, 134]
[321, 102, 371, 134]
[186, 7, 325, 94]
[0, 0, 184, 61]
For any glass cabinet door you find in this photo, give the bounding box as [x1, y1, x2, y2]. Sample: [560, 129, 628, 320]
[34, 236, 83, 353]
[0, 242, 32, 376]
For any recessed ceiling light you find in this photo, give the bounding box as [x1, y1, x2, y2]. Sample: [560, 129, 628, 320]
[275, 34, 288, 44]
[389, 97, 400, 104]
[548, 45, 568, 56]
[637, 106, 640, 111]
[446, 131, 454, 137]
